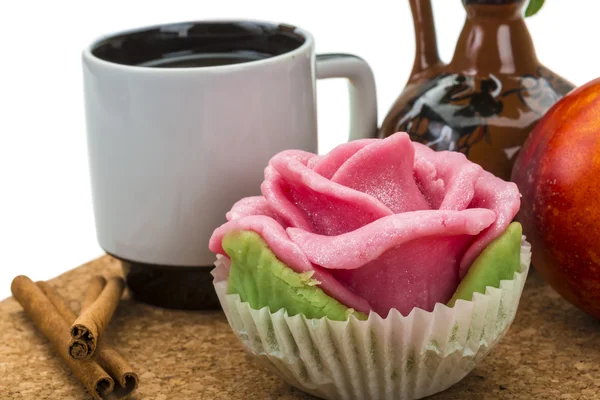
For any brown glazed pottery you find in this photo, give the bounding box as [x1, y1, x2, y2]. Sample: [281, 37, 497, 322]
[380, 0, 574, 180]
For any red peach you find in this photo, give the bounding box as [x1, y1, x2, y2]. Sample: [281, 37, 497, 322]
[511, 77, 600, 319]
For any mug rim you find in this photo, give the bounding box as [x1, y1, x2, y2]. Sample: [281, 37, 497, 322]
[82, 19, 314, 74]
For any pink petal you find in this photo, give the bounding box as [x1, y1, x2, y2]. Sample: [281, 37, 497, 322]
[332, 132, 430, 213]
[310, 139, 377, 178]
[330, 237, 469, 316]
[209, 215, 372, 313]
[287, 209, 496, 316]
[252, 150, 319, 230]
[261, 166, 313, 231]
[266, 154, 393, 236]
[288, 209, 496, 269]
[459, 171, 521, 277]
[273, 149, 316, 166]
[413, 143, 482, 211]
[411, 144, 520, 277]
[226, 196, 284, 225]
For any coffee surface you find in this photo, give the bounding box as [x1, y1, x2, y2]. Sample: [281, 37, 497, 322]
[92, 21, 305, 68]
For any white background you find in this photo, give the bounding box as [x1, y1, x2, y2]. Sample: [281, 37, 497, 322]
[1, 1, 597, 300]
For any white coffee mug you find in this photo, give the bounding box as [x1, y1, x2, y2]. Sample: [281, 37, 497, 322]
[83, 20, 378, 268]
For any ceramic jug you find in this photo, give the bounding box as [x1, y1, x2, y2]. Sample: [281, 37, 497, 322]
[380, 0, 574, 180]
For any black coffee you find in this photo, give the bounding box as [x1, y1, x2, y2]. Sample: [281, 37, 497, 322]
[92, 21, 305, 68]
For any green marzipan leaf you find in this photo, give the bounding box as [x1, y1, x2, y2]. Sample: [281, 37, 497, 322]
[525, 0, 545, 17]
[224, 231, 367, 321]
[447, 222, 522, 307]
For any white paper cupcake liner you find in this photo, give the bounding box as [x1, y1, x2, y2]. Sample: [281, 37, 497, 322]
[212, 237, 532, 400]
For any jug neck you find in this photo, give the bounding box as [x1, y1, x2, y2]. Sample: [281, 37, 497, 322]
[408, 0, 444, 81]
[450, 3, 539, 75]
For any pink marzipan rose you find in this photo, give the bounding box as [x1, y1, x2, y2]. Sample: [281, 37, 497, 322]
[209, 132, 520, 317]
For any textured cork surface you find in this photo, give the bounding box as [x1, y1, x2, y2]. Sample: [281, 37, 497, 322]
[1, 256, 599, 399]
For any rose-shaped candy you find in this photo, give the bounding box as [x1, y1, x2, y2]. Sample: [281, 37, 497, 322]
[209, 132, 520, 316]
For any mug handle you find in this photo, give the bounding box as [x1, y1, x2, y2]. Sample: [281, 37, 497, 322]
[316, 54, 378, 141]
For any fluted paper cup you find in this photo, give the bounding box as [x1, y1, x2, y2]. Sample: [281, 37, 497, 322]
[212, 238, 531, 400]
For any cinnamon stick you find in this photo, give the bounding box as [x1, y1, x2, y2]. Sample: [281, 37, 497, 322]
[81, 276, 108, 310]
[10, 276, 114, 400]
[37, 280, 139, 397]
[69, 276, 125, 359]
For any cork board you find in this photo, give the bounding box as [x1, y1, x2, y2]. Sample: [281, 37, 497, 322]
[1, 256, 599, 399]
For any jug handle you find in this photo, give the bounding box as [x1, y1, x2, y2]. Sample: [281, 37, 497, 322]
[408, 0, 444, 82]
